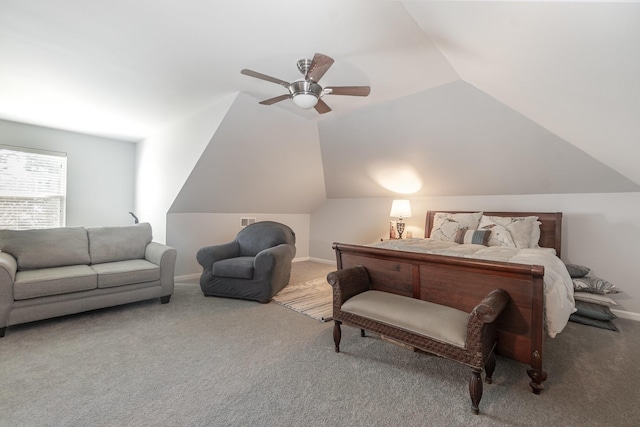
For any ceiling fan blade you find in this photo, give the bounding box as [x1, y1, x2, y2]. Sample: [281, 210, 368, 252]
[324, 86, 371, 97]
[314, 99, 332, 114]
[241, 69, 290, 88]
[306, 53, 334, 82]
[259, 94, 291, 105]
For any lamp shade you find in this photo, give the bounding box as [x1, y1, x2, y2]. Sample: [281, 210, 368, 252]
[390, 199, 412, 219]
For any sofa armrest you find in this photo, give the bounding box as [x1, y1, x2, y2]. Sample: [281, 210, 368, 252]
[196, 241, 240, 271]
[0, 252, 17, 283]
[327, 266, 371, 307]
[0, 252, 17, 330]
[145, 242, 177, 297]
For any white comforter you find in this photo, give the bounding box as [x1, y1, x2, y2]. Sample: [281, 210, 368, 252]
[369, 239, 576, 338]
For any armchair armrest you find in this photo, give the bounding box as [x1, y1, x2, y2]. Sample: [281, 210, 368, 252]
[196, 241, 240, 270]
[254, 244, 296, 273]
[327, 266, 371, 306]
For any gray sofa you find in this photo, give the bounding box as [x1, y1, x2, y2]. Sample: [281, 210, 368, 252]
[0, 223, 177, 337]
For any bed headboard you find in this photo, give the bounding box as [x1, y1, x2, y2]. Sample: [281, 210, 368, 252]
[425, 211, 563, 257]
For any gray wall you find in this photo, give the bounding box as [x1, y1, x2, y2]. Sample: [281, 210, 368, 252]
[0, 119, 136, 227]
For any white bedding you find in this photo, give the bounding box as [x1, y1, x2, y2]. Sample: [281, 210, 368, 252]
[369, 238, 576, 338]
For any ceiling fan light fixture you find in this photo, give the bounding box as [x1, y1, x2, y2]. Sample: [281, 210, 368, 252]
[292, 93, 318, 109]
[290, 80, 322, 109]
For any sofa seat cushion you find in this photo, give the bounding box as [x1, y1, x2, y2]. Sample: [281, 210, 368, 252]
[87, 223, 152, 264]
[341, 290, 470, 348]
[91, 259, 160, 288]
[0, 227, 90, 270]
[212, 257, 254, 279]
[14, 265, 97, 300]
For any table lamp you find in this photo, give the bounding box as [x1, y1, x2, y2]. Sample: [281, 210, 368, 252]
[390, 199, 412, 239]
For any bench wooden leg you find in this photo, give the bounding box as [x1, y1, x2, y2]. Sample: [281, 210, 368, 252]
[469, 368, 483, 415]
[333, 321, 342, 353]
[360, 329, 365, 337]
[484, 351, 496, 384]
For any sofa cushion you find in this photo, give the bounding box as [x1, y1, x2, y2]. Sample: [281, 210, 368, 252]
[212, 257, 254, 279]
[91, 260, 160, 288]
[0, 227, 90, 270]
[14, 265, 97, 300]
[87, 223, 152, 264]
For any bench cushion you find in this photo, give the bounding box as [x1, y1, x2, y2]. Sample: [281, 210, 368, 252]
[341, 290, 470, 347]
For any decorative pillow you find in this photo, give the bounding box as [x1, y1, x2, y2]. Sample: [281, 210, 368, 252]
[573, 292, 618, 307]
[454, 229, 490, 245]
[564, 263, 590, 278]
[572, 276, 620, 295]
[569, 314, 619, 332]
[478, 217, 516, 247]
[574, 300, 618, 321]
[429, 212, 482, 242]
[478, 215, 538, 248]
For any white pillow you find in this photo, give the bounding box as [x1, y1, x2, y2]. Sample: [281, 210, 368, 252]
[478, 216, 516, 247]
[478, 215, 539, 248]
[530, 220, 542, 248]
[430, 212, 482, 242]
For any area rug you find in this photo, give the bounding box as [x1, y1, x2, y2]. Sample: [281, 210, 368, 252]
[272, 277, 333, 322]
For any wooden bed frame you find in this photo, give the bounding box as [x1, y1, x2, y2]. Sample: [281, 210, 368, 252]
[333, 210, 563, 394]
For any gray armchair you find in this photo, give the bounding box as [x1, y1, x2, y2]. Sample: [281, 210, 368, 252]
[196, 221, 296, 303]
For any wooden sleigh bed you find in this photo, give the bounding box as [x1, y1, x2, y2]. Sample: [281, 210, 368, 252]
[332, 211, 564, 393]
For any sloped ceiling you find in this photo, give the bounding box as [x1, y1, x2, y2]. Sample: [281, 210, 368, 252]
[1, 1, 639, 207]
[169, 93, 326, 213]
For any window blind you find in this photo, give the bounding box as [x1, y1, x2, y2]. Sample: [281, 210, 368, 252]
[0, 145, 67, 230]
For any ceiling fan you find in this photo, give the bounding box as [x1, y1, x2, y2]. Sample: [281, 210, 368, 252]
[241, 53, 370, 114]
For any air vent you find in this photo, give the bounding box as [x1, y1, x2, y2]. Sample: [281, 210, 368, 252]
[241, 217, 256, 227]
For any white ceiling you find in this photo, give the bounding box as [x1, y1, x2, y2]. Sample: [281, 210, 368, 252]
[1, 0, 640, 189]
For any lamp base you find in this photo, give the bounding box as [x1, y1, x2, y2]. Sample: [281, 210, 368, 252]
[396, 220, 405, 239]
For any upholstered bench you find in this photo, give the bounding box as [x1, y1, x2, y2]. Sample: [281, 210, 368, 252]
[327, 266, 509, 415]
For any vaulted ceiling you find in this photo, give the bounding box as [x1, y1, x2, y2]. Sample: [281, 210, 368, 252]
[2, 1, 639, 205]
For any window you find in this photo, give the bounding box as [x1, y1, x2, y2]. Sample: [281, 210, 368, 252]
[0, 145, 67, 230]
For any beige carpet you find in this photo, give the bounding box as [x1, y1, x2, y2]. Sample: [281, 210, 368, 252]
[272, 277, 333, 322]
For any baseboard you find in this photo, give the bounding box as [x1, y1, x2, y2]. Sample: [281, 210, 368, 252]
[174, 273, 200, 282]
[295, 256, 336, 266]
[611, 309, 640, 322]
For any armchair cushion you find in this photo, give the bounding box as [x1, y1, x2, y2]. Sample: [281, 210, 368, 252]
[212, 257, 254, 279]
